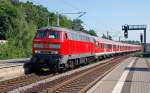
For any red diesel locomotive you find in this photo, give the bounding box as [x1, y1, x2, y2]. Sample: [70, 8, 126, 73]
[31, 27, 142, 71]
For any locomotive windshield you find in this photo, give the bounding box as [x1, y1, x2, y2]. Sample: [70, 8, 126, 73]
[35, 30, 60, 39]
[36, 30, 47, 38]
[48, 31, 60, 39]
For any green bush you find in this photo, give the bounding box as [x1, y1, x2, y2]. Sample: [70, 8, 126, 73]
[0, 0, 36, 59]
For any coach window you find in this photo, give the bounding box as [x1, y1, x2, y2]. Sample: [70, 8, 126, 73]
[68, 33, 70, 40]
[71, 33, 74, 40]
[82, 36, 84, 41]
[68, 33, 72, 40]
[74, 34, 77, 40]
[118, 45, 120, 49]
[100, 43, 102, 49]
[104, 44, 106, 49]
[104, 44, 107, 49]
[80, 35, 82, 41]
[113, 45, 116, 49]
[86, 37, 88, 41]
[101, 43, 104, 49]
[72, 33, 75, 40]
[84, 36, 86, 41]
[82, 35, 84, 41]
[87, 37, 90, 41]
[78, 35, 81, 41]
[77, 34, 80, 40]
[99, 43, 102, 49]
[72, 33, 74, 40]
[103, 44, 105, 49]
[99, 43, 101, 47]
[108, 44, 112, 49]
[86, 36, 88, 41]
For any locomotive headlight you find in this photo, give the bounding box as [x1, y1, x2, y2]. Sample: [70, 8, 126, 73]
[33, 44, 43, 48]
[34, 50, 58, 54]
[48, 44, 60, 49]
[34, 50, 41, 53]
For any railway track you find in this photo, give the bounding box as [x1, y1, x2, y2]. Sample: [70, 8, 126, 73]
[46, 56, 128, 93]
[22, 56, 127, 93]
[0, 73, 54, 92]
[0, 56, 128, 93]
[0, 58, 109, 92]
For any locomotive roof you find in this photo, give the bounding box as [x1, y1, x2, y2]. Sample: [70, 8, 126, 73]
[38, 26, 95, 38]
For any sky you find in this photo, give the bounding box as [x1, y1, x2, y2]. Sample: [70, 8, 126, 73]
[22, 0, 150, 42]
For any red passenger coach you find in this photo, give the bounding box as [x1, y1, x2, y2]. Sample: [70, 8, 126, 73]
[31, 26, 142, 72]
[94, 38, 113, 58]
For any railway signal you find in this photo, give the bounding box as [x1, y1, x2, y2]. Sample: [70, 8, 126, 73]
[140, 33, 143, 43]
[122, 25, 129, 38]
[122, 24, 147, 54]
[124, 26, 128, 38]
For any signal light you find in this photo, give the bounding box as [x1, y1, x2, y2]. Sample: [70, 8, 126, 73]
[124, 26, 128, 38]
[140, 33, 143, 43]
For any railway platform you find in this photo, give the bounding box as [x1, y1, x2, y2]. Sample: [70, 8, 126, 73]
[0, 58, 30, 81]
[87, 57, 150, 93]
[0, 58, 30, 68]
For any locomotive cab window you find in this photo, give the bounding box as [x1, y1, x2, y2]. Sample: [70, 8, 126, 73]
[36, 30, 48, 38]
[36, 30, 60, 39]
[48, 31, 60, 39]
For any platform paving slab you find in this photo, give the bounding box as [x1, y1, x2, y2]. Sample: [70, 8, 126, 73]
[87, 57, 150, 93]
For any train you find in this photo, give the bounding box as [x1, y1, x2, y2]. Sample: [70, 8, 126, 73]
[30, 26, 142, 72]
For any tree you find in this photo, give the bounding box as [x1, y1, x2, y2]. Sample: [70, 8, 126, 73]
[0, 0, 36, 59]
[59, 15, 72, 28]
[72, 19, 84, 31]
[108, 35, 112, 40]
[101, 34, 112, 40]
[88, 29, 97, 36]
[22, 1, 49, 28]
[0, 0, 17, 40]
[102, 34, 107, 39]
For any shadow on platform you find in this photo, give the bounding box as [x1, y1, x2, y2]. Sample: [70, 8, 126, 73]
[7, 61, 29, 64]
[125, 67, 150, 72]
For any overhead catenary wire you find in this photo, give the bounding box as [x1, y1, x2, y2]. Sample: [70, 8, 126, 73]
[60, 0, 81, 12]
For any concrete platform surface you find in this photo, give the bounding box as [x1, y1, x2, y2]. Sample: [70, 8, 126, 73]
[0, 58, 30, 81]
[87, 57, 150, 93]
[0, 58, 30, 68]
